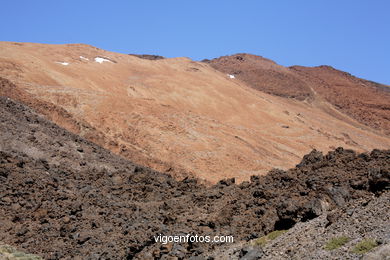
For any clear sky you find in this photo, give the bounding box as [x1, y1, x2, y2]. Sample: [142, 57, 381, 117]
[2, 1, 390, 84]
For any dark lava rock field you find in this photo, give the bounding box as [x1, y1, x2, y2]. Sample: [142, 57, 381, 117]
[0, 97, 389, 259]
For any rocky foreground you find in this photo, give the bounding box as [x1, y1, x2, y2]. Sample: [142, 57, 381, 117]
[0, 97, 389, 259]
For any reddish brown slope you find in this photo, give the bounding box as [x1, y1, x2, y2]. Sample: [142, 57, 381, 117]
[205, 53, 313, 100]
[207, 54, 390, 134]
[290, 65, 390, 133]
[0, 77, 193, 180]
[0, 42, 389, 183]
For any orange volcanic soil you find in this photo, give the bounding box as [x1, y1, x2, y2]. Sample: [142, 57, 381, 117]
[1, 42, 389, 183]
[207, 53, 390, 134]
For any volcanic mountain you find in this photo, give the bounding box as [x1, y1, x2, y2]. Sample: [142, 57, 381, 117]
[0, 42, 389, 183]
[206, 53, 390, 134]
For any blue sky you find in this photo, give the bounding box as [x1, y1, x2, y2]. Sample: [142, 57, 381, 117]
[2, 1, 390, 84]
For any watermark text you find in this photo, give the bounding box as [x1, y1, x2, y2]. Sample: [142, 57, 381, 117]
[154, 234, 234, 244]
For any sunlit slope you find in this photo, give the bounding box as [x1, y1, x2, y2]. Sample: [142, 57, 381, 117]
[1, 42, 389, 182]
[207, 53, 390, 134]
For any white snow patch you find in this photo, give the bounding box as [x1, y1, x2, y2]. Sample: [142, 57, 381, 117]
[94, 57, 112, 64]
[80, 56, 89, 61]
[228, 74, 235, 79]
[55, 62, 69, 66]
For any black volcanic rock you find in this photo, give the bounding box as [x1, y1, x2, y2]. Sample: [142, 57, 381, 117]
[129, 54, 165, 60]
[0, 97, 389, 259]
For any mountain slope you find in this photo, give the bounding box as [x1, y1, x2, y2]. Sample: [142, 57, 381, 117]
[0, 42, 389, 182]
[204, 53, 313, 100]
[290, 65, 390, 133]
[206, 54, 390, 135]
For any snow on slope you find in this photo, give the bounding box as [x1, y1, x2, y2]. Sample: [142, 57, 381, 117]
[94, 57, 112, 63]
[55, 61, 69, 66]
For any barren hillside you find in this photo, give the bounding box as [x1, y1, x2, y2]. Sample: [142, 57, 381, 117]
[1, 42, 389, 182]
[204, 53, 313, 100]
[206, 54, 390, 135]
